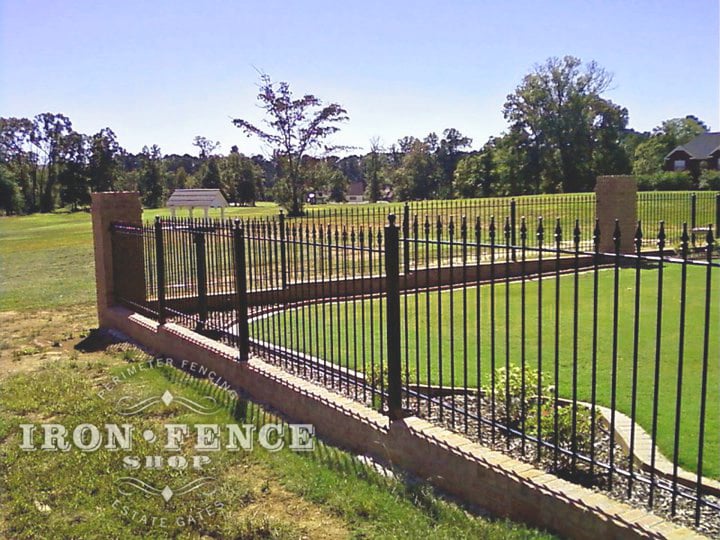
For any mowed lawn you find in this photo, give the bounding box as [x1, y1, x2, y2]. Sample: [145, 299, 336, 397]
[0, 212, 96, 311]
[256, 264, 720, 479]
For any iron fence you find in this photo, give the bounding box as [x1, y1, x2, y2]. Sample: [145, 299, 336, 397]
[110, 210, 719, 532]
[302, 194, 597, 252]
[638, 191, 719, 249]
[395, 216, 718, 529]
[111, 218, 248, 354]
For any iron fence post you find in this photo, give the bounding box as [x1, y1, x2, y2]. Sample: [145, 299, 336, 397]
[691, 192, 697, 246]
[194, 229, 208, 331]
[402, 203, 410, 274]
[154, 217, 167, 324]
[385, 214, 403, 420]
[510, 198, 517, 261]
[233, 220, 250, 361]
[715, 194, 720, 240]
[279, 211, 287, 289]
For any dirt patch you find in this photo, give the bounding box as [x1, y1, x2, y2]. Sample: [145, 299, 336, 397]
[0, 305, 98, 380]
[226, 463, 349, 539]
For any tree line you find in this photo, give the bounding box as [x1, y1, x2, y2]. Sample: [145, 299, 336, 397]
[1, 56, 716, 216]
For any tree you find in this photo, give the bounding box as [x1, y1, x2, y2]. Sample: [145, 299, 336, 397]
[303, 159, 348, 202]
[221, 150, 262, 205]
[192, 136, 220, 159]
[0, 164, 22, 214]
[391, 139, 441, 200]
[503, 56, 628, 192]
[0, 116, 36, 211]
[454, 153, 494, 198]
[30, 113, 74, 212]
[233, 74, 349, 216]
[437, 128, 472, 196]
[632, 137, 669, 175]
[87, 128, 121, 192]
[363, 138, 385, 202]
[58, 131, 90, 209]
[139, 145, 165, 208]
[171, 166, 189, 191]
[659, 115, 708, 143]
[201, 157, 222, 189]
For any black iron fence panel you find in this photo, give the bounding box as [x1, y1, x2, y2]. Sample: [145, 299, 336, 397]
[397, 217, 718, 528]
[638, 191, 720, 249]
[111, 218, 247, 352]
[302, 194, 598, 259]
[109, 208, 719, 532]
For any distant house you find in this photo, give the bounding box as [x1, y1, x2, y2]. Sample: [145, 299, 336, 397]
[664, 132, 720, 178]
[347, 181, 365, 203]
[166, 189, 228, 218]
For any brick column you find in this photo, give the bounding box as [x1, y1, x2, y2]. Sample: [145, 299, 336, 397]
[595, 175, 637, 254]
[91, 192, 144, 326]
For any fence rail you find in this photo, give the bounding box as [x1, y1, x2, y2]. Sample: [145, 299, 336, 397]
[110, 198, 719, 532]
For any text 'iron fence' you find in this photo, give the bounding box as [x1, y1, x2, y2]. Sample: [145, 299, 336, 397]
[110, 211, 719, 532]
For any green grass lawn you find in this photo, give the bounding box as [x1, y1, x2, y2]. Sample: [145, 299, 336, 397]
[255, 264, 719, 479]
[0, 341, 553, 539]
[0, 211, 96, 311]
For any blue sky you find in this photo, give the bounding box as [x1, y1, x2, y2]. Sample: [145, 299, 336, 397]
[1, 0, 718, 156]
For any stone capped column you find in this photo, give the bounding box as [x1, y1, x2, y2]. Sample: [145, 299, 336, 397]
[91, 192, 144, 326]
[595, 176, 637, 254]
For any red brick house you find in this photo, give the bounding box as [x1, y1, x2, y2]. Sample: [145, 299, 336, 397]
[347, 181, 365, 203]
[663, 132, 720, 178]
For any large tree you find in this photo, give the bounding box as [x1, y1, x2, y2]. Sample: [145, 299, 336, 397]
[362, 137, 385, 202]
[139, 145, 165, 208]
[30, 113, 74, 212]
[391, 139, 442, 200]
[0, 116, 36, 211]
[201, 157, 222, 189]
[503, 56, 629, 192]
[232, 75, 349, 216]
[58, 131, 90, 209]
[193, 136, 220, 160]
[437, 128, 472, 196]
[87, 128, 121, 192]
[221, 148, 263, 205]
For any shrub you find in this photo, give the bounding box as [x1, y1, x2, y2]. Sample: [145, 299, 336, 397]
[698, 170, 720, 191]
[526, 401, 595, 458]
[369, 362, 416, 390]
[482, 365, 540, 428]
[636, 171, 694, 191]
[484, 365, 598, 471]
